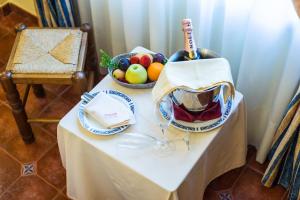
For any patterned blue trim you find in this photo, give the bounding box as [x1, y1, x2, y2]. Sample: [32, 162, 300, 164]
[78, 90, 135, 135]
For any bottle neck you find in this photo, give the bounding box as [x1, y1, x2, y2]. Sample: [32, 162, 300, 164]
[182, 20, 198, 60]
[183, 30, 198, 59]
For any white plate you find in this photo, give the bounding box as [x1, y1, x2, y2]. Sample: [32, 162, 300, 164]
[159, 90, 232, 133]
[78, 90, 135, 135]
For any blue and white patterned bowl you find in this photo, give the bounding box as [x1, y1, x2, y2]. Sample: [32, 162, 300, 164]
[108, 52, 167, 89]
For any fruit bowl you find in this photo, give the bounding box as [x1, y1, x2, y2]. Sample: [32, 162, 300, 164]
[109, 52, 167, 89]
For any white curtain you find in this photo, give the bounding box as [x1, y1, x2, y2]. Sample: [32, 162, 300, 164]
[78, 0, 300, 163]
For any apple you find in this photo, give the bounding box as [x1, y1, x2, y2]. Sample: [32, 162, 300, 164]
[125, 64, 147, 84]
[140, 54, 153, 68]
[130, 56, 139, 64]
[112, 69, 125, 80]
[129, 54, 143, 64]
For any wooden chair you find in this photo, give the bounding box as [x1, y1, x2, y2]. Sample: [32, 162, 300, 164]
[0, 23, 99, 144]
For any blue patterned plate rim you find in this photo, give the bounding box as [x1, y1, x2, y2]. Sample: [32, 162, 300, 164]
[78, 90, 135, 135]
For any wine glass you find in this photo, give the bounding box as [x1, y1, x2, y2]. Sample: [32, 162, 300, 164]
[161, 96, 191, 151]
[155, 96, 175, 135]
[152, 95, 176, 155]
[117, 132, 175, 156]
[183, 130, 191, 151]
[116, 96, 176, 157]
[156, 95, 192, 151]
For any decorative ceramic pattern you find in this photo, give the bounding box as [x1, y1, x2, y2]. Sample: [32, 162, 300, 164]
[22, 163, 36, 176]
[218, 191, 233, 200]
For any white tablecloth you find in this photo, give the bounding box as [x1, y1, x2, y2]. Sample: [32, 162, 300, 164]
[58, 76, 247, 200]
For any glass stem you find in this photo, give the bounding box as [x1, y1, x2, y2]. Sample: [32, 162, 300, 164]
[185, 131, 191, 151]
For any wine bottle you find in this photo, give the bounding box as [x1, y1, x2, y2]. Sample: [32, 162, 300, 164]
[169, 19, 201, 62]
[182, 18, 200, 60]
[169, 19, 220, 113]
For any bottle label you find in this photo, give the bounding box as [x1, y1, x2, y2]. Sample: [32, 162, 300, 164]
[182, 19, 198, 60]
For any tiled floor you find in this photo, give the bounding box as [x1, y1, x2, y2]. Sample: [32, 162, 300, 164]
[0, 4, 289, 200]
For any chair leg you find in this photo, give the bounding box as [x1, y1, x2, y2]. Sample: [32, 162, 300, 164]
[32, 84, 45, 98]
[73, 71, 88, 94]
[87, 71, 95, 91]
[0, 71, 34, 144]
[80, 23, 101, 83]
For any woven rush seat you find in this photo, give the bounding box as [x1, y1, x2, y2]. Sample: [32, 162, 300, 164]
[9, 29, 83, 74]
[0, 24, 99, 144]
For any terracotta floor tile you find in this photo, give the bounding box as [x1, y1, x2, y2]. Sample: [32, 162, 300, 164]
[282, 190, 289, 200]
[0, 59, 5, 72]
[0, 12, 26, 33]
[248, 155, 269, 175]
[0, 192, 14, 200]
[0, 88, 5, 103]
[0, 105, 19, 147]
[246, 145, 256, 163]
[37, 145, 66, 189]
[25, 87, 58, 117]
[203, 187, 219, 200]
[38, 97, 74, 119]
[2, 4, 11, 16]
[39, 97, 76, 135]
[63, 187, 67, 196]
[232, 167, 286, 200]
[9, 5, 38, 26]
[43, 85, 69, 96]
[208, 166, 244, 191]
[1, 176, 57, 200]
[0, 149, 21, 194]
[0, 25, 9, 40]
[0, 33, 15, 63]
[26, 15, 39, 26]
[53, 194, 69, 200]
[1, 84, 61, 117]
[60, 85, 81, 105]
[23, 17, 38, 28]
[245, 145, 269, 175]
[2, 125, 55, 163]
[0, 8, 3, 20]
[41, 124, 58, 137]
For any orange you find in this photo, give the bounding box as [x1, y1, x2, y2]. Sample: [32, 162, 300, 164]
[147, 62, 164, 81]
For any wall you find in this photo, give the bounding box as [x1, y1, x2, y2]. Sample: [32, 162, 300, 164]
[9, 0, 36, 15]
[0, 0, 8, 6]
